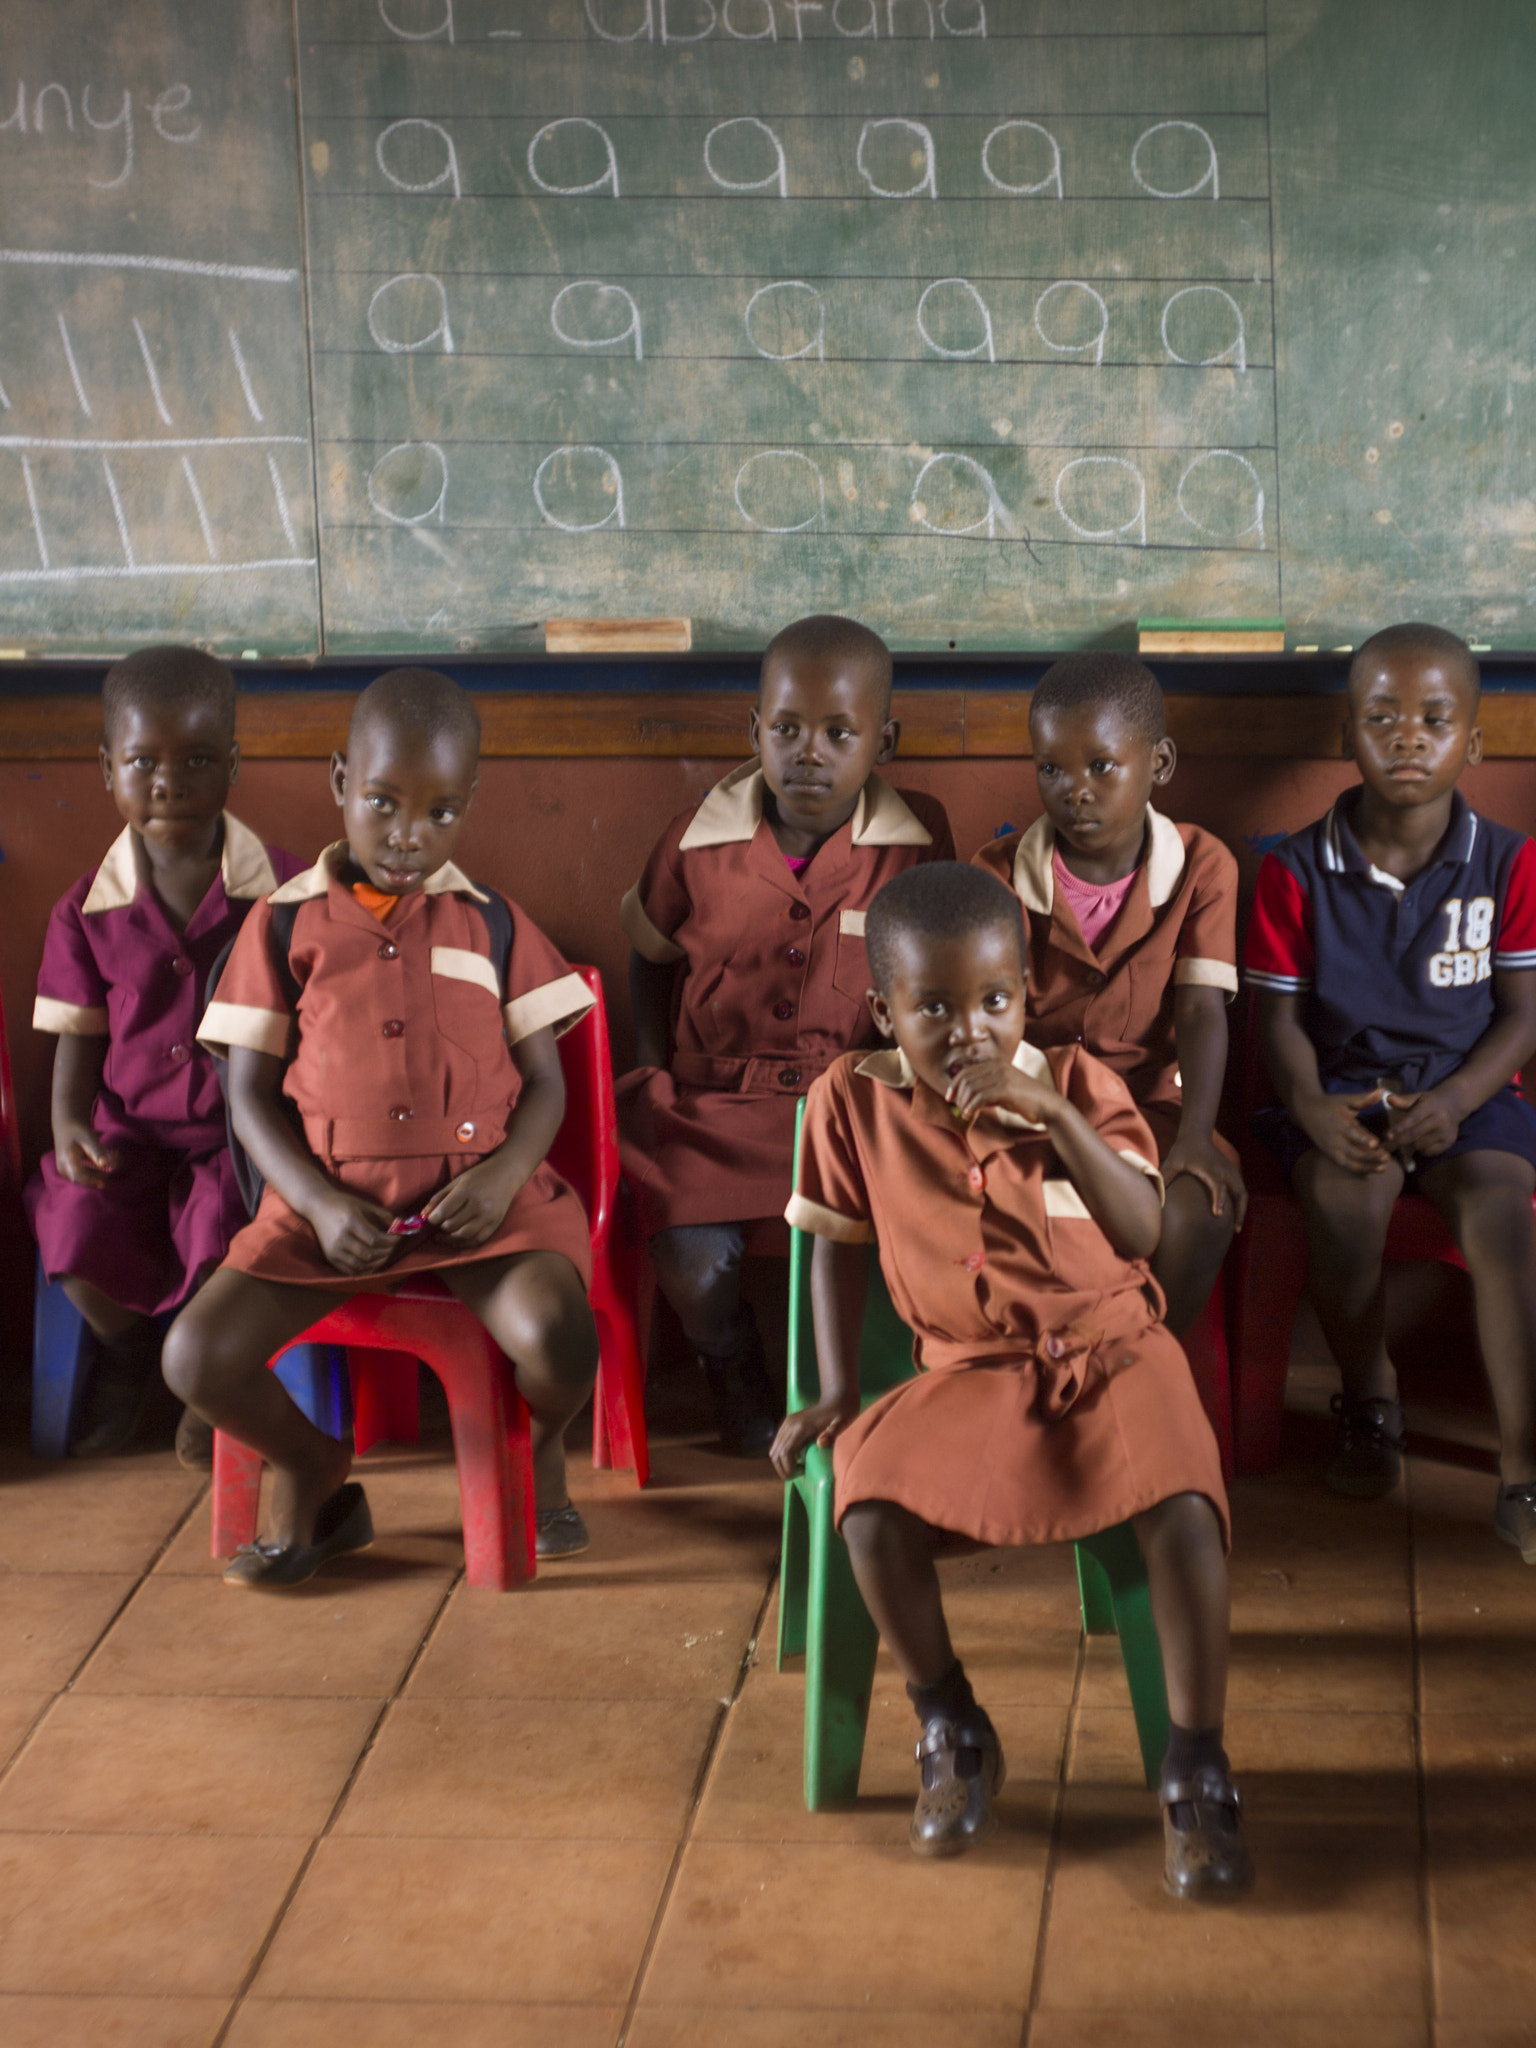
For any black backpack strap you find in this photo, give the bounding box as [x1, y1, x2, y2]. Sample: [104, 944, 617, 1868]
[268, 899, 303, 1009]
[199, 898, 305, 1223]
[471, 887, 514, 999]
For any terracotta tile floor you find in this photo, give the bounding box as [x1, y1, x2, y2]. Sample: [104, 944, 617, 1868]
[3, 1324, 1536, 2047]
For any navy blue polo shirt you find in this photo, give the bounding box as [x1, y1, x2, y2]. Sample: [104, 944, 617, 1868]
[1243, 788, 1536, 1092]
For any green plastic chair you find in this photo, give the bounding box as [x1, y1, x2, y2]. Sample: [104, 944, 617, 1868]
[777, 1105, 1171, 1809]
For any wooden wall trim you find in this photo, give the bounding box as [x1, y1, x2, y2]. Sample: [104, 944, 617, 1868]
[3, 688, 1535, 760]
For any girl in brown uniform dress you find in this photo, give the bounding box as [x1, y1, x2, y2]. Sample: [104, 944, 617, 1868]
[165, 670, 600, 1582]
[771, 863, 1250, 1901]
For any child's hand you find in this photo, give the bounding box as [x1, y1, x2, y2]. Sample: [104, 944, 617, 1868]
[1293, 1087, 1390, 1175]
[1382, 1086, 1463, 1162]
[56, 1125, 118, 1188]
[421, 1159, 521, 1249]
[1163, 1134, 1248, 1227]
[769, 1393, 859, 1479]
[308, 1189, 399, 1275]
[945, 1059, 1057, 1128]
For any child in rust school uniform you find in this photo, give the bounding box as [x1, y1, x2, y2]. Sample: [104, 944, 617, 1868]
[27, 646, 302, 1461]
[974, 654, 1243, 1336]
[772, 864, 1248, 1899]
[619, 614, 953, 1455]
[165, 668, 600, 1584]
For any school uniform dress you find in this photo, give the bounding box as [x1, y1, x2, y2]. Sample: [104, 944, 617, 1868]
[198, 845, 595, 1287]
[618, 763, 954, 1235]
[27, 815, 302, 1317]
[1243, 787, 1536, 1173]
[975, 806, 1239, 1162]
[787, 1041, 1229, 1548]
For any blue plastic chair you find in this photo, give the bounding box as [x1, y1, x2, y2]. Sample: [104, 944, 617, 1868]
[30, 1259, 348, 1457]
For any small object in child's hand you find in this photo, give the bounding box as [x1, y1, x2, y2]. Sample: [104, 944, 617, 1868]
[387, 1212, 430, 1237]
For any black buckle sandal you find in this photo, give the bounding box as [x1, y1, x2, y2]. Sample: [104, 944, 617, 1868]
[222, 1482, 373, 1590]
[535, 1503, 591, 1559]
[1161, 1762, 1254, 1900]
[1326, 1394, 1406, 1499]
[910, 1706, 1005, 1858]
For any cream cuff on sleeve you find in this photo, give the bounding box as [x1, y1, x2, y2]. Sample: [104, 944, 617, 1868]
[504, 972, 596, 1045]
[198, 1001, 293, 1059]
[32, 995, 109, 1036]
[1174, 958, 1239, 995]
[784, 1191, 875, 1243]
[620, 885, 685, 966]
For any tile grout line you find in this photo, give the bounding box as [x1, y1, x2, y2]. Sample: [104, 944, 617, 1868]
[0, 1474, 213, 1795]
[612, 1566, 778, 2048]
[1405, 1468, 1441, 2046]
[1019, 1625, 1088, 2047]
[208, 1560, 466, 2048]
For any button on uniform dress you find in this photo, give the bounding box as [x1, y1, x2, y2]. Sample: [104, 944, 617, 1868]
[974, 806, 1240, 1164]
[26, 815, 302, 1317]
[198, 845, 595, 1288]
[617, 762, 954, 1235]
[787, 1041, 1229, 1548]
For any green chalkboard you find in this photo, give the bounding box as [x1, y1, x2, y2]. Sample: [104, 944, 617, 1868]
[1, 0, 1533, 655]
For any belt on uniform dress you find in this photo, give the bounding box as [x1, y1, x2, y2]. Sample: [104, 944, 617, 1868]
[304, 1113, 507, 1160]
[671, 1050, 836, 1094]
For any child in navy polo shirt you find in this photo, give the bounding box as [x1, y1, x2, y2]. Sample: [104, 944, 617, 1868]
[1245, 624, 1536, 1550]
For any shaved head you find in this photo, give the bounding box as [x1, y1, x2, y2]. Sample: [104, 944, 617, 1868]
[762, 614, 893, 715]
[102, 644, 236, 747]
[1350, 624, 1480, 707]
[866, 861, 1025, 993]
[1029, 652, 1166, 743]
[348, 667, 481, 764]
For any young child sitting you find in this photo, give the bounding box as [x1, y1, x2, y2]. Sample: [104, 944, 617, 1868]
[166, 667, 600, 1582]
[771, 862, 1249, 1899]
[27, 646, 301, 1461]
[619, 614, 953, 1455]
[1245, 624, 1536, 1539]
[974, 654, 1243, 1336]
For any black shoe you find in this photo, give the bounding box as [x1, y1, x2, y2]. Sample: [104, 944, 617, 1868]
[535, 1503, 591, 1558]
[1326, 1394, 1405, 1499]
[1162, 1762, 1254, 1900]
[910, 1705, 1006, 1857]
[69, 1333, 159, 1458]
[699, 1322, 778, 1458]
[222, 1483, 373, 1589]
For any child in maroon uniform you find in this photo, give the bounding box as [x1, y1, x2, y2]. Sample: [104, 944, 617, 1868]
[168, 668, 600, 1583]
[28, 646, 301, 1459]
[619, 615, 953, 1454]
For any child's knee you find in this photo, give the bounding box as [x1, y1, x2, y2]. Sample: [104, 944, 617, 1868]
[1438, 1160, 1536, 1267]
[160, 1308, 214, 1407]
[507, 1264, 599, 1383]
[1295, 1155, 1397, 1245]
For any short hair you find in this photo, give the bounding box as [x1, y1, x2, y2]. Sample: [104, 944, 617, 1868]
[866, 862, 1026, 994]
[761, 614, 893, 714]
[1028, 651, 1166, 744]
[1350, 623, 1480, 705]
[101, 645, 236, 746]
[347, 667, 481, 760]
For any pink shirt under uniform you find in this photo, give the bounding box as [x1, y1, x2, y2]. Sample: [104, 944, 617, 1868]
[26, 814, 302, 1316]
[1051, 848, 1139, 952]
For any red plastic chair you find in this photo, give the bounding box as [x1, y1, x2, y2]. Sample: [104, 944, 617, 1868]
[1227, 995, 1513, 1473]
[1183, 1271, 1234, 1485]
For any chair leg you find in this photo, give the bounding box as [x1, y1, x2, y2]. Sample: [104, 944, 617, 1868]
[803, 1461, 881, 1810]
[1075, 1540, 1117, 1636]
[1077, 1522, 1170, 1791]
[777, 1476, 810, 1665]
[1231, 1195, 1311, 1474]
[590, 1262, 650, 1488]
[210, 1430, 264, 1558]
[1182, 1271, 1234, 1484]
[423, 1340, 535, 1591]
[30, 1266, 97, 1459]
[350, 1348, 420, 1456]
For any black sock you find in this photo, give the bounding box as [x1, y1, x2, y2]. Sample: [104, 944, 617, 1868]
[907, 1658, 975, 1725]
[1162, 1724, 1228, 1826]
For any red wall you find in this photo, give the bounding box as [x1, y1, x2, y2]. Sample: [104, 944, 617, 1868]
[5, 748, 1536, 1175]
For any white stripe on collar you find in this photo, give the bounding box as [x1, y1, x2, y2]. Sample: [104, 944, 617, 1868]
[81, 811, 279, 916]
[678, 762, 931, 851]
[1011, 804, 1185, 915]
[267, 842, 490, 905]
[853, 1037, 1056, 1122]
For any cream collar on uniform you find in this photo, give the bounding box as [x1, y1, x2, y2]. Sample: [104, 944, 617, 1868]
[81, 812, 279, 915]
[678, 761, 933, 852]
[267, 842, 490, 905]
[1009, 804, 1186, 915]
[854, 1037, 1054, 1131]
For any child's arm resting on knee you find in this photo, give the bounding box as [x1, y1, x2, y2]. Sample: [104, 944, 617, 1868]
[49, 1034, 116, 1186]
[769, 1235, 867, 1478]
[1256, 991, 1389, 1175]
[421, 1024, 566, 1248]
[229, 1047, 396, 1275]
[1385, 968, 1536, 1160]
[948, 1060, 1161, 1259]
[1163, 983, 1246, 1225]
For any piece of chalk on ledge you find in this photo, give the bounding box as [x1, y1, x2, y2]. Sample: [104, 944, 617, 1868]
[1137, 618, 1286, 655]
[545, 617, 692, 655]
[0, 648, 27, 660]
[1293, 645, 1320, 654]
[1470, 643, 1493, 652]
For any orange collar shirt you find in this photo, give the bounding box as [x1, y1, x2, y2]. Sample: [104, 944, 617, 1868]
[618, 763, 954, 1233]
[198, 845, 595, 1286]
[974, 808, 1238, 1145]
[787, 1041, 1228, 1549]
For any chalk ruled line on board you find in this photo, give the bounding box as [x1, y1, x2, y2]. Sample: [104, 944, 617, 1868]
[0, 436, 307, 452]
[0, 250, 300, 285]
[0, 560, 316, 584]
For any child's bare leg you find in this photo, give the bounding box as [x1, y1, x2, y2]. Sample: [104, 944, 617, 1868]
[841, 1498, 955, 1684]
[162, 1271, 349, 1545]
[61, 1274, 148, 1342]
[1154, 1176, 1236, 1337]
[57, 1274, 161, 1456]
[444, 1250, 599, 1514]
[649, 1223, 775, 1455]
[1418, 1150, 1536, 1487]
